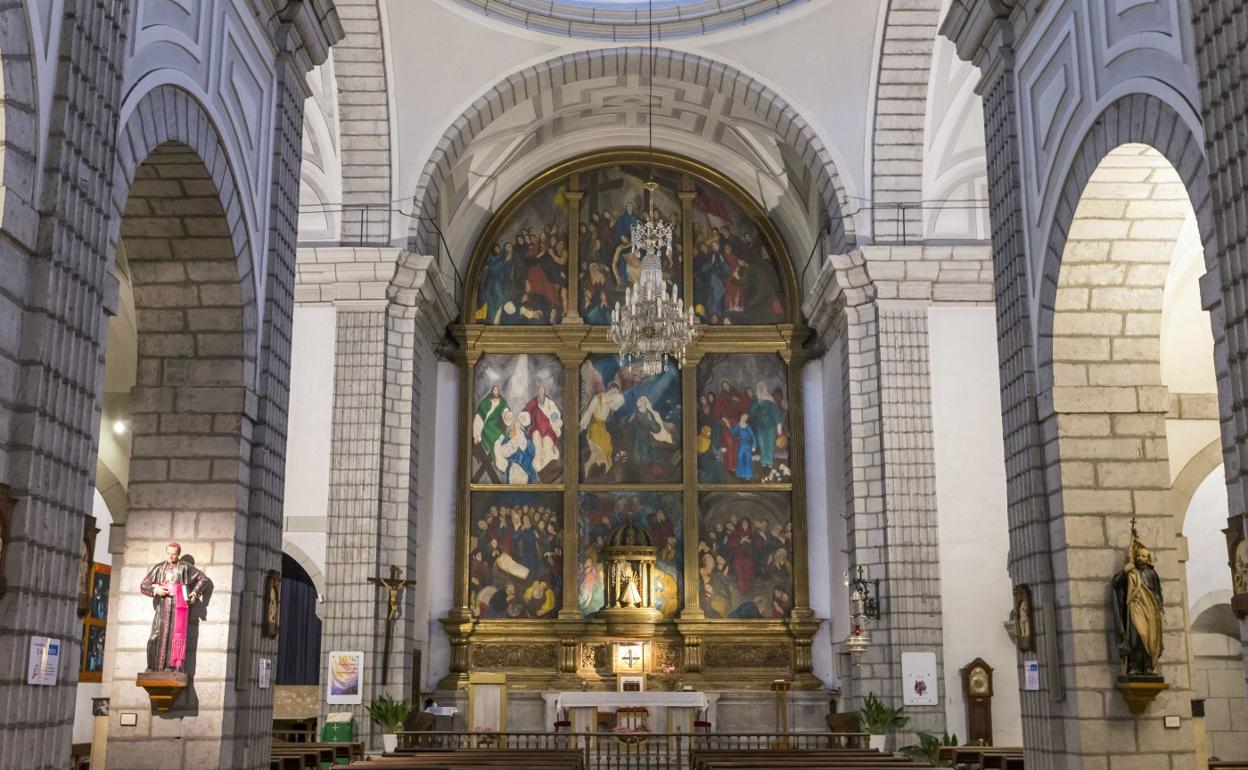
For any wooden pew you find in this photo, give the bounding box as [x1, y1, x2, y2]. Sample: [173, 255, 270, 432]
[274, 740, 354, 766]
[271, 757, 303, 770]
[690, 748, 918, 770]
[270, 745, 326, 770]
[346, 748, 583, 769]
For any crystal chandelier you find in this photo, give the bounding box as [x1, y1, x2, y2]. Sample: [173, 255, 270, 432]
[608, 2, 698, 376]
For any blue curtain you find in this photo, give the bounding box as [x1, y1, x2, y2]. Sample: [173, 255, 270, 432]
[277, 553, 322, 685]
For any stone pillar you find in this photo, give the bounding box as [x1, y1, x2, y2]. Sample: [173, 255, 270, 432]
[804, 249, 948, 739]
[1192, 0, 1248, 682]
[0, 4, 129, 768]
[319, 252, 454, 745]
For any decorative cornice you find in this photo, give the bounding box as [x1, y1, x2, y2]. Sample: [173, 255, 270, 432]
[388, 252, 457, 348]
[261, 0, 343, 75]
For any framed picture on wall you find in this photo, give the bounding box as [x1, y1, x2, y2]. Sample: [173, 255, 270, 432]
[80, 563, 110, 682]
[263, 569, 281, 639]
[326, 650, 364, 705]
[1013, 584, 1034, 652]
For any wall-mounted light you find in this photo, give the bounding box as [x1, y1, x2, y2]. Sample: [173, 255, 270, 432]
[112, 420, 128, 435]
[843, 566, 882, 658]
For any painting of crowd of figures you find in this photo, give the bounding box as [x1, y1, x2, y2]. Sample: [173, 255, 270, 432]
[461, 155, 804, 643]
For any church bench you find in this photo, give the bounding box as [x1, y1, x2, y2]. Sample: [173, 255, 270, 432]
[979, 751, 1025, 770]
[271, 745, 331, 770]
[346, 748, 584, 770]
[690, 748, 918, 770]
[950, 747, 1023, 765]
[274, 740, 355, 765]
[272, 758, 303, 770]
[1209, 764, 1248, 770]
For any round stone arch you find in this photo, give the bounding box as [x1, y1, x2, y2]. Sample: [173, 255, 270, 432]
[103, 84, 263, 762]
[408, 47, 857, 266]
[1024, 93, 1229, 764]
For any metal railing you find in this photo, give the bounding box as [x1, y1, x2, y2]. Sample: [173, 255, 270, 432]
[393, 731, 873, 769]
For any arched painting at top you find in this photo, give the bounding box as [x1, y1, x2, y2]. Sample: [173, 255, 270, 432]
[473, 180, 569, 324]
[691, 184, 785, 325]
[579, 164, 684, 324]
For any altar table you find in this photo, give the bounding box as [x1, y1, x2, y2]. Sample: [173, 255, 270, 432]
[551, 691, 709, 734]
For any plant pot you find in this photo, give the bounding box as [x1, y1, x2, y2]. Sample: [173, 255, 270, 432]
[869, 734, 887, 752]
[382, 733, 398, 753]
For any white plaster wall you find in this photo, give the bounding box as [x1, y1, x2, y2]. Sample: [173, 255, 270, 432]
[1162, 211, 1217, 396]
[424, 362, 461, 688]
[392, 0, 876, 239]
[816, 338, 851, 691]
[281, 305, 338, 578]
[72, 489, 114, 744]
[1184, 466, 1233, 611]
[927, 306, 1022, 745]
[803, 360, 835, 688]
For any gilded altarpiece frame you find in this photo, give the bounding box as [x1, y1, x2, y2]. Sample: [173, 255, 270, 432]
[441, 150, 820, 692]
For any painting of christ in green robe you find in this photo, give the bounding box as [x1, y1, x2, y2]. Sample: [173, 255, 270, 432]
[472, 354, 564, 484]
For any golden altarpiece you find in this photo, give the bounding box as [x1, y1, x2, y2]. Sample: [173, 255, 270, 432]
[439, 150, 822, 694]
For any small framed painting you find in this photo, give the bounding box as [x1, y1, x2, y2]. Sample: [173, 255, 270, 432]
[1013, 584, 1034, 652]
[262, 570, 281, 639]
[326, 650, 364, 705]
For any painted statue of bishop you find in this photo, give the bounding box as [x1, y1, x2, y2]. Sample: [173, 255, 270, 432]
[140, 542, 212, 672]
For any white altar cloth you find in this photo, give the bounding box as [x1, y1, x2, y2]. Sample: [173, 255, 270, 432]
[554, 691, 709, 712]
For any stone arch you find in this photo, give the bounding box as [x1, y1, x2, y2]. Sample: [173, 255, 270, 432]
[871, 0, 943, 242]
[1028, 95, 1231, 767]
[1035, 95, 1219, 401]
[1173, 439, 1224, 533]
[281, 541, 326, 598]
[409, 47, 857, 264]
[103, 85, 261, 764]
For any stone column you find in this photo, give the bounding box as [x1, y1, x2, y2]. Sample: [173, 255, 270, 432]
[1192, 0, 1248, 679]
[319, 302, 390, 743]
[804, 250, 948, 739]
[0, 4, 129, 768]
[319, 251, 454, 743]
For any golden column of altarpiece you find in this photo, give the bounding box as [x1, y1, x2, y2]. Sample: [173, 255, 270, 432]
[438, 150, 822, 693]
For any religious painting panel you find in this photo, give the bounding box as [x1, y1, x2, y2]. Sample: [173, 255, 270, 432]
[578, 164, 684, 324]
[578, 492, 683, 618]
[473, 180, 569, 325]
[691, 184, 785, 325]
[697, 491, 794, 619]
[469, 491, 563, 619]
[696, 354, 791, 483]
[579, 354, 682, 484]
[472, 354, 565, 484]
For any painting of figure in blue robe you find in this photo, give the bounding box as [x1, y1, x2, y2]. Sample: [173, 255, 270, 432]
[690, 186, 785, 325]
[473, 180, 569, 324]
[580, 354, 682, 484]
[698, 492, 793, 620]
[578, 492, 683, 618]
[469, 492, 563, 619]
[472, 354, 564, 485]
[578, 165, 684, 324]
[696, 353, 790, 483]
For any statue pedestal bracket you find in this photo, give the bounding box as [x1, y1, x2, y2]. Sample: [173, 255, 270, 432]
[136, 671, 188, 713]
[1116, 675, 1168, 715]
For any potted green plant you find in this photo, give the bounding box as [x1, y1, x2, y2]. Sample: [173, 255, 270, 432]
[366, 693, 413, 753]
[858, 692, 908, 752]
[900, 730, 959, 765]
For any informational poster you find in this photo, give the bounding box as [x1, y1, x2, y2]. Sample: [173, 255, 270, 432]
[901, 651, 938, 706]
[326, 651, 363, 705]
[27, 636, 61, 686]
[258, 658, 272, 690]
[1023, 659, 1040, 691]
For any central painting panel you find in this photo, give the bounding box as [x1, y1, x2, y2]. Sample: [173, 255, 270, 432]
[578, 491, 683, 619]
[579, 354, 682, 484]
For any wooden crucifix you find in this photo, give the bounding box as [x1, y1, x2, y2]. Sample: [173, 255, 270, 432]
[368, 565, 416, 686]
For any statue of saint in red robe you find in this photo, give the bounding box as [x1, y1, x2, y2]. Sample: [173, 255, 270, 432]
[140, 542, 211, 672]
